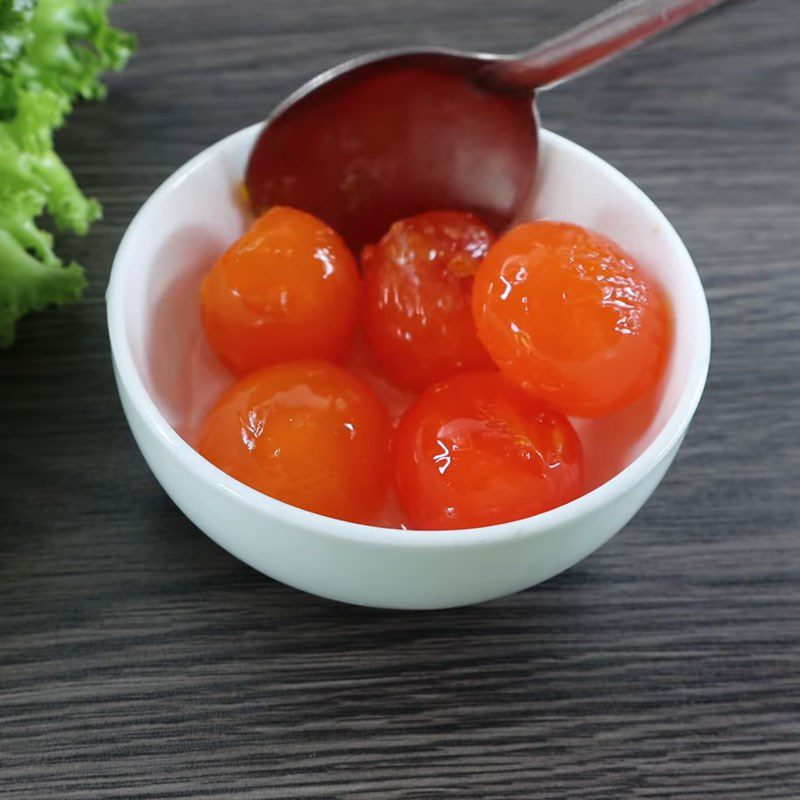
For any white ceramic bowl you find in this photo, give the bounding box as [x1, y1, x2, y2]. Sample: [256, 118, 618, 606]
[107, 123, 710, 610]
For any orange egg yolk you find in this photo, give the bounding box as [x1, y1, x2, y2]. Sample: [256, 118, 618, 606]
[361, 210, 495, 390]
[197, 360, 391, 524]
[392, 372, 583, 530]
[472, 220, 671, 417]
[201, 206, 360, 376]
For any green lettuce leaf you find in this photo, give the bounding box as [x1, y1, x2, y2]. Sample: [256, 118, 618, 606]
[0, 0, 135, 346]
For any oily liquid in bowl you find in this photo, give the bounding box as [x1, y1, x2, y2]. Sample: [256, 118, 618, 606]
[156, 286, 666, 531]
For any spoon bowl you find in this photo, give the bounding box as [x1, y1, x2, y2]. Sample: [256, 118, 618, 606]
[246, 50, 537, 252]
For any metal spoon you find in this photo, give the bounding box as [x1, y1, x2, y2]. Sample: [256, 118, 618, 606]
[246, 0, 730, 251]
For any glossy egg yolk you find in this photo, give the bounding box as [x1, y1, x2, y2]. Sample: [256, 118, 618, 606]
[473, 220, 671, 417]
[197, 360, 392, 524]
[201, 206, 360, 376]
[393, 372, 583, 530]
[361, 210, 495, 390]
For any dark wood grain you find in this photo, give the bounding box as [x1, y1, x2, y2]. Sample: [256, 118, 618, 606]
[2, 0, 799, 797]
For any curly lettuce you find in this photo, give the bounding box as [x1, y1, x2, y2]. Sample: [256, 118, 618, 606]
[0, 0, 135, 346]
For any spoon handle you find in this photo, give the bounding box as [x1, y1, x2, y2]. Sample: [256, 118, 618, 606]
[484, 0, 732, 91]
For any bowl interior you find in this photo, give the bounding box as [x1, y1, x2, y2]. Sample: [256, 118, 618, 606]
[111, 124, 708, 530]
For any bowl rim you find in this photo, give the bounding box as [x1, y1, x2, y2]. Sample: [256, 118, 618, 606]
[107, 122, 711, 549]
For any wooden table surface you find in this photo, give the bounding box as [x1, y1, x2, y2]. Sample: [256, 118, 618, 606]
[2, 1, 799, 797]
